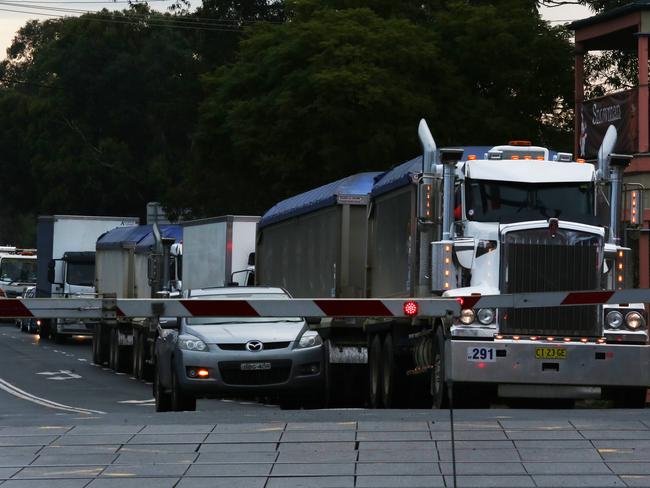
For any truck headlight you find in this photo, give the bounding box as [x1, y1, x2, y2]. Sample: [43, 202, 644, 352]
[477, 308, 495, 325]
[606, 310, 624, 329]
[459, 309, 475, 325]
[296, 330, 322, 349]
[178, 335, 208, 352]
[625, 311, 646, 330]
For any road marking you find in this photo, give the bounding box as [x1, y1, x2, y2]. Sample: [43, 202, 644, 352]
[0, 378, 105, 415]
[36, 370, 82, 381]
[77, 358, 87, 362]
[117, 399, 155, 404]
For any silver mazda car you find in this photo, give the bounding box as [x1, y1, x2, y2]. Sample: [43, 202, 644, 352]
[154, 287, 324, 411]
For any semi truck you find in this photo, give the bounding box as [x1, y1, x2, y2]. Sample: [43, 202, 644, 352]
[37, 215, 139, 341]
[256, 120, 650, 408]
[93, 224, 182, 378]
[92, 216, 258, 378]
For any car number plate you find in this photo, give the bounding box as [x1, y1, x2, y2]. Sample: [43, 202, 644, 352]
[535, 347, 567, 360]
[240, 362, 272, 371]
[466, 347, 496, 362]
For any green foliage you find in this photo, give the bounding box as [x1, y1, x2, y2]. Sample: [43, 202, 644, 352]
[0, 0, 575, 243]
[191, 0, 574, 215]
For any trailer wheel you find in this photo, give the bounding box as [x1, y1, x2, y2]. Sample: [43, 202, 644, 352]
[368, 333, 383, 409]
[431, 327, 448, 409]
[132, 329, 142, 380]
[154, 365, 171, 412]
[171, 368, 196, 412]
[381, 334, 401, 408]
[92, 323, 107, 365]
[110, 328, 131, 374]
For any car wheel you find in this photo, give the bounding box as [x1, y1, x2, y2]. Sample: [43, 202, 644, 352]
[431, 327, 448, 409]
[171, 366, 196, 412]
[368, 333, 383, 409]
[154, 365, 171, 412]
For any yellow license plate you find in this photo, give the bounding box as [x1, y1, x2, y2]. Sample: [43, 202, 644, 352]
[535, 347, 567, 360]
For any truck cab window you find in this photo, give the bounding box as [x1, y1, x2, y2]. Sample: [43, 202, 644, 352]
[66, 262, 95, 287]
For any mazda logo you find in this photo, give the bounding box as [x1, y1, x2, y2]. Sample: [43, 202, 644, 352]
[245, 340, 263, 352]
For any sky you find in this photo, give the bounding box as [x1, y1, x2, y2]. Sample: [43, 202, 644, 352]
[0, 2, 594, 59]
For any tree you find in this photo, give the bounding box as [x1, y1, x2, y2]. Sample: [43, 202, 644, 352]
[191, 0, 574, 215]
[0, 6, 203, 224]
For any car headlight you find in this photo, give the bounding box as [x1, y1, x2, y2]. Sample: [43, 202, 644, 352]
[606, 310, 624, 329]
[296, 330, 322, 349]
[178, 335, 208, 352]
[477, 308, 495, 325]
[459, 309, 475, 325]
[625, 311, 646, 330]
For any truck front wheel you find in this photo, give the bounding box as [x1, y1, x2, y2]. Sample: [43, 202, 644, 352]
[431, 327, 448, 409]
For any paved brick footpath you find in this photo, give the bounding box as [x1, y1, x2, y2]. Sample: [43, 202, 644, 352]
[0, 419, 650, 487]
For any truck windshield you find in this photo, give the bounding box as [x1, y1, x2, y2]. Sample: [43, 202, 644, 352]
[465, 179, 595, 224]
[0, 258, 37, 283]
[66, 262, 95, 287]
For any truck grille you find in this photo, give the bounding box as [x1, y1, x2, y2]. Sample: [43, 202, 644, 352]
[219, 360, 292, 385]
[500, 227, 602, 337]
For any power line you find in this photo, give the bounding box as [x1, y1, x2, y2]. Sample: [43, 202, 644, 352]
[0, 6, 251, 32]
[0, 1, 283, 25]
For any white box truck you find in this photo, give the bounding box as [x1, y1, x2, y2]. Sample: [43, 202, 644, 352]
[182, 216, 259, 291]
[36, 215, 139, 341]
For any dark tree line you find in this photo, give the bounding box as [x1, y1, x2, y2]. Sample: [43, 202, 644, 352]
[0, 0, 612, 244]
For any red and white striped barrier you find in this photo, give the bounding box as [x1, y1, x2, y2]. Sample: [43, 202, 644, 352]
[0, 289, 648, 320]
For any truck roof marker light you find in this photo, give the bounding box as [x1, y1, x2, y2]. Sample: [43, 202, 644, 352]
[530, 336, 538, 340]
[597, 338, 606, 344]
[563, 338, 572, 342]
[511, 155, 520, 160]
[512, 335, 520, 341]
[536, 156, 545, 160]
[495, 335, 503, 340]
[580, 338, 588, 343]
[509, 140, 532, 146]
[546, 336, 554, 342]
[403, 301, 418, 317]
[577, 158, 586, 164]
[467, 154, 477, 160]
[524, 155, 532, 160]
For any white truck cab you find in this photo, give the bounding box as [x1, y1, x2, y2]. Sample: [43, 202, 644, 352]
[0, 247, 37, 299]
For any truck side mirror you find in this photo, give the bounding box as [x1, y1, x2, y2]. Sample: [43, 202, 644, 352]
[47, 260, 55, 284]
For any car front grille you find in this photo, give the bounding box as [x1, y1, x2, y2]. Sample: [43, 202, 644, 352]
[219, 360, 292, 385]
[217, 341, 291, 351]
[500, 227, 602, 337]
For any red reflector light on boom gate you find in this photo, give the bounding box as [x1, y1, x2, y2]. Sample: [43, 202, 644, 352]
[403, 301, 418, 316]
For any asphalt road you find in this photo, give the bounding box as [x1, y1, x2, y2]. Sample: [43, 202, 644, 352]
[1, 322, 650, 487]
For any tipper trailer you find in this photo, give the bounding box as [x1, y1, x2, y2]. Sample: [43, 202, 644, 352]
[93, 224, 182, 378]
[256, 121, 650, 408]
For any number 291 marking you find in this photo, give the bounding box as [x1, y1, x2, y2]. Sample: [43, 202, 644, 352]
[466, 347, 496, 362]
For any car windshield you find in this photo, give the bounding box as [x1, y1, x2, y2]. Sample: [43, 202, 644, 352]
[186, 292, 303, 325]
[66, 261, 95, 287]
[465, 178, 596, 224]
[0, 258, 37, 283]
